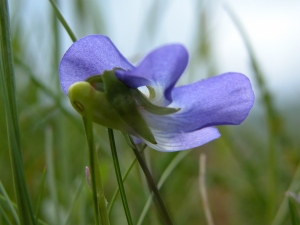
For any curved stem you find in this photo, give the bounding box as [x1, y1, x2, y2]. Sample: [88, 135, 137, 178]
[107, 129, 133, 225]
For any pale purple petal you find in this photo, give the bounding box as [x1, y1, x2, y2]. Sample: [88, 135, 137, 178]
[116, 44, 188, 106]
[144, 127, 220, 152]
[141, 72, 254, 132]
[59, 35, 134, 94]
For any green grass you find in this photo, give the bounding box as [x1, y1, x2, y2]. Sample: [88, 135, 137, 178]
[1, 0, 300, 224]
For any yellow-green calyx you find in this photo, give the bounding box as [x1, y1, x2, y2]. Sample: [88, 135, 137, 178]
[68, 70, 180, 144]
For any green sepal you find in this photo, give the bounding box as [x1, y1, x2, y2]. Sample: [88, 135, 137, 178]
[131, 89, 180, 115]
[68, 81, 132, 132]
[86, 73, 180, 115]
[101, 70, 157, 144]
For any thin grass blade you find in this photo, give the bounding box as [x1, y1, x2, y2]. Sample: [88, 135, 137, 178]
[107, 145, 147, 216]
[35, 168, 46, 220]
[0, 204, 13, 225]
[48, 0, 77, 42]
[107, 129, 133, 225]
[0, 181, 19, 224]
[287, 193, 300, 225]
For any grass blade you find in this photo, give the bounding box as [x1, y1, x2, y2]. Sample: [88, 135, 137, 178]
[0, 181, 19, 224]
[107, 144, 147, 216]
[34, 167, 46, 221]
[0, 1, 37, 224]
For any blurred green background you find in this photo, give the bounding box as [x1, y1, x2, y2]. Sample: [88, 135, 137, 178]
[1, 0, 300, 224]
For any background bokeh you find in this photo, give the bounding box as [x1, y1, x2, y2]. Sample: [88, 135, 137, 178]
[1, 0, 300, 224]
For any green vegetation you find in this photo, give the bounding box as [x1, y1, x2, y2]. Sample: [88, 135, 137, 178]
[1, 0, 300, 224]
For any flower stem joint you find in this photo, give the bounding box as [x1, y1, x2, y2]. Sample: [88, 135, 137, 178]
[60, 35, 254, 152]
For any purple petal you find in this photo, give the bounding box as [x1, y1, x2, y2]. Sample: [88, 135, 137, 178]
[142, 72, 254, 132]
[144, 127, 220, 152]
[116, 44, 188, 106]
[59, 35, 134, 94]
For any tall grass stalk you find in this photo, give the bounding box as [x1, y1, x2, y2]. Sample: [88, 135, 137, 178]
[0, 1, 37, 224]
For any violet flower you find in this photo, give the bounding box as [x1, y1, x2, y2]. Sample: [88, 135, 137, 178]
[59, 35, 254, 152]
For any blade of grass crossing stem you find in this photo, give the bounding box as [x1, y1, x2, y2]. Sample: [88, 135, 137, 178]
[0, 1, 37, 224]
[137, 150, 190, 225]
[107, 157, 137, 216]
[108, 144, 147, 216]
[224, 4, 281, 221]
[130, 140, 173, 225]
[0, 195, 15, 209]
[107, 129, 133, 225]
[83, 117, 110, 225]
[48, 0, 77, 42]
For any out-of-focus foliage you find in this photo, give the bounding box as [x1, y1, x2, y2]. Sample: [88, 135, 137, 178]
[1, 0, 300, 225]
